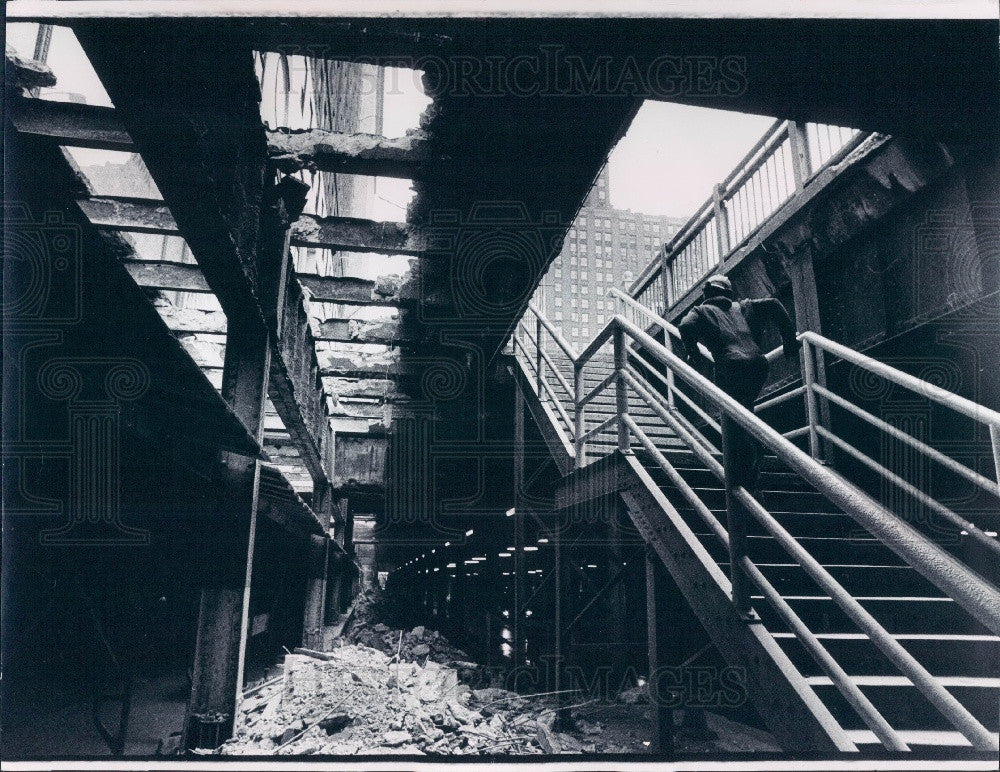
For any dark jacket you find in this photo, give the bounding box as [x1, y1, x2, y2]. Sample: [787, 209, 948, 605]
[678, 296, 798, 364]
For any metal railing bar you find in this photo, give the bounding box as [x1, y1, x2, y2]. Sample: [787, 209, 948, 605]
[538, 372, 575, 438]
[801, 331, 1000, 431]
[783, 426, 811, 440]
[624, 363, 720, 457]
[615, 315, 1000, 636]
[755, 384, 807, 414]
[722, 125, 792, 208]
[514, 335, 576, 439]
[734, 485, 999, 752]
[576, 317, 618, 367]
[622, 368, 724, 479]
[527, 302, 578, 361]
[815, 425, 1000, 559]
[579, 370, 617, 408]
[720, 119, 788, 189]
[625, 417, 901, 751]
[526, 328, 574, 399]
[579, 414, 618, 444]
[738, 552, 909, 752]
[628, 349, 722, 436]
[814, 383, 1000, 499]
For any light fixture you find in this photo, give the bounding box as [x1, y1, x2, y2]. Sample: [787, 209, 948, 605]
[505, 507, 515, 517]
[537, 538, 549, 544]
[444, 542, 451, 547]
[524, 546, 538, 552]
[446, 563, 456, 569]
[466, 529, 474, 536]
[498, 552, 511, 558]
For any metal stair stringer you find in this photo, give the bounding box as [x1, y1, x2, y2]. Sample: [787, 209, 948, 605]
[556, 448, 858, 754]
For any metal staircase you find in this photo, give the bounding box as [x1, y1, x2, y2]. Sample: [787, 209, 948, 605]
[511, 290, 1000, 756]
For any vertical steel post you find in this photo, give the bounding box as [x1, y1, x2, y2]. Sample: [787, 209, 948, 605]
[614, 325, 631, 453]
[574, 361, 586, 468]
[990, 425, 1000, 498]
[659, 247, 671, 314]
[713, 183, 731, 268]
[787, 120, 812, 192]
[801, 338, 822, 460]
[646, 545, 675, 754]
[535, 314, 544, 396]
[721, 420, 752, 618]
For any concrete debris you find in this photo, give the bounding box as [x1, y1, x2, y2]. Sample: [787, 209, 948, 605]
[219, 643, 565, 755]
[343, 590, 479, 676]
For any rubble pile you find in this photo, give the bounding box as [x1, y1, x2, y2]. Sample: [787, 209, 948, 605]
[220, 644, 595, 755]
[344, 591, 475, 671]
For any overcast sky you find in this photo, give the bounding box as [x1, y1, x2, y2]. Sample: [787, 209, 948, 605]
[10, 23, 778, 223]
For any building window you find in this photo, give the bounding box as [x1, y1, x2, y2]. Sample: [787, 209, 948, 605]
[555, 297, 562, 307]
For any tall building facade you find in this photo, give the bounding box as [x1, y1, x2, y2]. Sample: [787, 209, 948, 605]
[537, 166, 686, 346]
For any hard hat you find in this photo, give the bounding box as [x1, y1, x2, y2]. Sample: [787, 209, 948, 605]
[704, 274, 733, 293]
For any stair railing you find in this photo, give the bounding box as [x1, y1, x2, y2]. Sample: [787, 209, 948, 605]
[597, 313, 1000, 751]
[609, 287, 1000, 560]
[512, 296, 1000, 752]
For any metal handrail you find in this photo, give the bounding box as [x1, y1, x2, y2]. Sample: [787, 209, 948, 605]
[622, 415, 907, 752]
[610, 287, 785, 365]
[615, 314, 1000, 635]
[512, 295, 1000, 751]
[611, 314, 1000, 751]
[802, 330, 1000, 431]
[626, 120, 870, 314]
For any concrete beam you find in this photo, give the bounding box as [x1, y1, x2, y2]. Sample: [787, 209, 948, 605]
[291, 214, 425, 256]
[316, 347, 414, 378]
[9, 96, 133, 150]
[297, 273, 415, 307]
[152, 302, 227, 334]
[78, 196, 178, 235]
[6, 48, 57, 91]
[322, 377, 408, 402]
[80, 197, 426, 258]
[268, 127, 428, 179]
[314, 317, 412, 346]
[125, 260, 210, 293]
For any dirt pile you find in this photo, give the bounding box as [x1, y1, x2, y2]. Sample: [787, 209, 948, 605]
[219, 645, 591, 755]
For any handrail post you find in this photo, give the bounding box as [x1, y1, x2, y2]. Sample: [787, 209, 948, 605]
[614, 324, 631, 453]
[574, 362, 585, 469]
[788, 120, 812, 191]
[535, 314, 544, 396]
[990, 426, 1000, 498]
[801, 338, 822, 460]
[712, 183, 730, 268]
[659, 247, 671, 314]
[721, 423, 753, 618]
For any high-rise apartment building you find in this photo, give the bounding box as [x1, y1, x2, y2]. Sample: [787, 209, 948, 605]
[536, 166, 686, 345]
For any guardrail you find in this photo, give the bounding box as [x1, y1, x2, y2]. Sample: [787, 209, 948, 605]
[511, 291, 1000, 753]
[628, 120, 868, 316]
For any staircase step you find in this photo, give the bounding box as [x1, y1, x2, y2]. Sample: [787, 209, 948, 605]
[752, 563, 944, 597]
[696, 533, 904, 566]
[806, 676, 1000, 731]
[675, 506, 868, 540]
[847, 729, 1000, 748]
[664, 485, 843, 514]
[751, 595, 981, 635]
[772, 632, 1000, 677]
